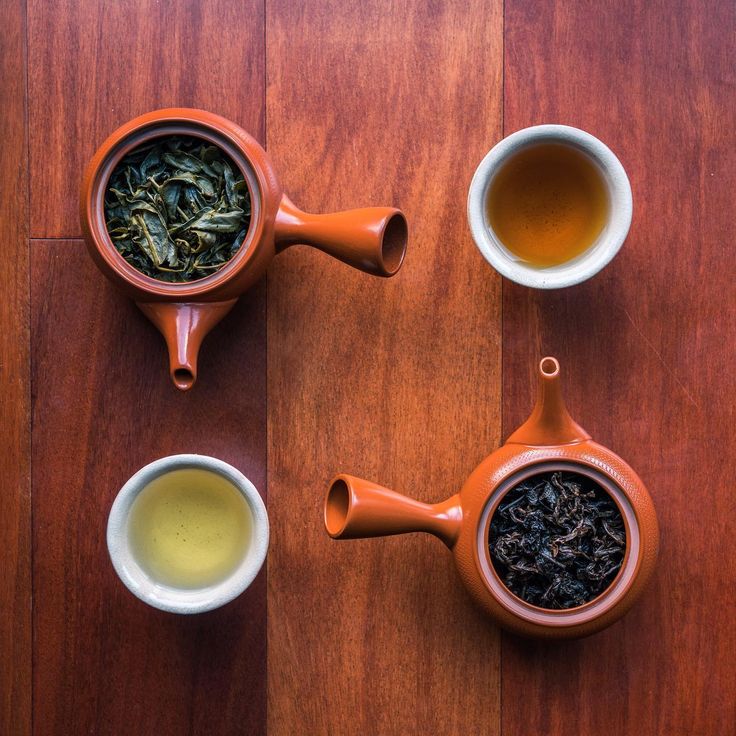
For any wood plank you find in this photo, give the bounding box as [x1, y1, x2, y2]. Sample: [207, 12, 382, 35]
[0, 0, 31, 734]
[28, 0, 265, 238]
[266, 2, 503, 733]
[28, 1, 268, 732]
[31, 241, 267, 735]
[502, 1, 736, 734]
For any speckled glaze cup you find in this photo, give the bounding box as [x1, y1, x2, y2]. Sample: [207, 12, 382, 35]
[468, 124, 633, 289]
[107, 454, 268, 614]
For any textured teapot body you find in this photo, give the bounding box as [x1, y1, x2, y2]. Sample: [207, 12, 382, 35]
[325, 357, 659, 639]
[450, 438, 658, 638]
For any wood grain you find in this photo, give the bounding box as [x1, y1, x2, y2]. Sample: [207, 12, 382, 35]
[502, 1, 736, 734]
[31, 242, 267, 735]
[10, 1, 733, 733]
[266, 2, 503, 734]
[28, 0, 265, 238]
[0, 1, 31, 734]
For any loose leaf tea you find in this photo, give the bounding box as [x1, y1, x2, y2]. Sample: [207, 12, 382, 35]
[104, 136, 251, 282]
[489, 471, 626, 609]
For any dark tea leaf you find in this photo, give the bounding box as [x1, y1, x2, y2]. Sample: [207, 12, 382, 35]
[489, 471, 626, 609]
[104, 136, 251, 282]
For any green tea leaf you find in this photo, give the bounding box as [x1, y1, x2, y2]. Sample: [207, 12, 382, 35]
[189, 208, 245, 233]
[166, 173, 216, 199]
[131, 204, 172, 266]
[200, 145, 221, 164]
[139, 149, 162, 179]
[160, 181, 182, 219]
[183, 186, 206, 215]
[162, 151, 206, 174]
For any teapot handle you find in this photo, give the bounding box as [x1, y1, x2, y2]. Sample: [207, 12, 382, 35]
[325, 475, 462, 548]
[274, 195, 407, 277]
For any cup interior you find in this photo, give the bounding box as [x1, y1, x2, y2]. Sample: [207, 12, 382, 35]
[468, 125, 632, 289]
[107, 454, 269, 614]
[85, 120, 263, 298]
[475, 461, 640, 628]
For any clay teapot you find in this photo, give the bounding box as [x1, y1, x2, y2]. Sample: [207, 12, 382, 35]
[81, 108, 407, 390]
[325, 357, 658, 638]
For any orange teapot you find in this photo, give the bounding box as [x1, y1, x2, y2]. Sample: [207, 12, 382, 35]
[325, 357, 659, 638]
[81, 108, 407, 390]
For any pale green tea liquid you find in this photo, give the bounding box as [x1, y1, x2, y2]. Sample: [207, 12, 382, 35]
[128, 468, 252, 589]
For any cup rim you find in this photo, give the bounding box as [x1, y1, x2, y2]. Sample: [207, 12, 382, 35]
[467, 124, 633, 289]
[107, 454, 269, 614]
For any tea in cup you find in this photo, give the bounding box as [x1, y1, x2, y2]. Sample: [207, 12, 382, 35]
[468, 124, 632, 288]
[107, 454, 268, 613]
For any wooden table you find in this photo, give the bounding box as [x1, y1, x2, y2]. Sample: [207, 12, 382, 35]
[2, 1, 733, 734]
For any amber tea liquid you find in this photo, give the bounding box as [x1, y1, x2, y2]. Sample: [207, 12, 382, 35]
[127, 468, 252, 589]
[486, 143, 609, 267]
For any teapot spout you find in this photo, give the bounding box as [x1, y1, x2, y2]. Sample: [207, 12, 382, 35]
[506, 356, 591, 446]
[137, 300, 237, 391]
[325, 475, 462, 548]
[275, 196, 407, 276]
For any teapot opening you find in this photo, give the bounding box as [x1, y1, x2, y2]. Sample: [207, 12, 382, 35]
[540, 356, 559, 377]
[172, 368, 195, 391]
[381, 213, 409, 275]
[84, 117, 263, 299]
[477, 461, 640, 625]
[488, 468, 626, 610]
[325, 479, 350, 537]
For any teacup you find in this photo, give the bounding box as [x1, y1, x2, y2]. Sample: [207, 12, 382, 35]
[467, 124, 632, 288]
[107, 454, 268, 614]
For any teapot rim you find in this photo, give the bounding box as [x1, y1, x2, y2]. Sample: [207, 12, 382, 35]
[81, 108, 267, 300]
[474, 459, 642, 627]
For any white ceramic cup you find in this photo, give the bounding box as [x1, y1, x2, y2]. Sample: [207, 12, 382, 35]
[107, 454, 269, 614]
[467, 124, 633, 289]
